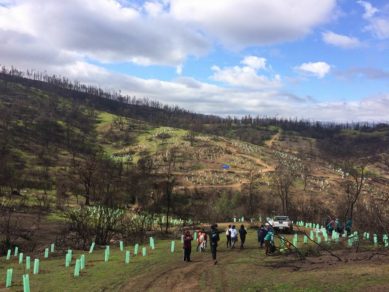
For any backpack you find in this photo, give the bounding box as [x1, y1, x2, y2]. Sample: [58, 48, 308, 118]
[211, 230, 219, 245]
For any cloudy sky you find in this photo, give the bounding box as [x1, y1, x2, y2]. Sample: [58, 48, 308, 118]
[1, 0, 388, 122]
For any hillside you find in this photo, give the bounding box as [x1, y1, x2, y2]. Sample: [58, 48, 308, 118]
[1, 71, 389, 292]
[1, 73, 389, 249]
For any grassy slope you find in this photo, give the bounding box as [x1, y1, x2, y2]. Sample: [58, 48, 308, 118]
[1, 229, 388, 291]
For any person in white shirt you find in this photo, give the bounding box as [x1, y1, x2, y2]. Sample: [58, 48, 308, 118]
[230, 225, 238, 248]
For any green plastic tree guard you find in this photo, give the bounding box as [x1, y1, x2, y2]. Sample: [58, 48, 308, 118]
[65, 253, 71, 267]
[14, 246, 19, 257]
[89, 242, 95, 254]
[171, 241, 175, 253]
[23, 274, 30, 292]
[26, 256, 31, 270]
[150, 237, 155, 250]
[309, 230, 314, 240]
[19, 252, 24, 264]
[74, 259, 81, 277]
[134, 244, 139, 256]
[142, 247, 147, 256]
[33, 259, 40, 275]
[44, 248, 49, 258]
[303, 235, 308, 244]
[120, 241, 124, 252]
[194, 232, 197, 241]
[50, 243, 55, 253]
[125, 251, 130, 264]
[104, 247, 109, 262]
[6, 268, 13, 288]
[6, 249, 11, 260]
[80, 254, 85, 270]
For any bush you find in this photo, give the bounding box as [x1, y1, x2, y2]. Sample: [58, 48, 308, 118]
[66, 206, 124, 248]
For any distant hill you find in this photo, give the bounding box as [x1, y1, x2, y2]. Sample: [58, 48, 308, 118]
[0, 69, 388, 232]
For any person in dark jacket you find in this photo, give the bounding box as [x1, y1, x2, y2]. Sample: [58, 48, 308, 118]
[257, 224, 267, 248]
[210, 224, 220, 265]
[239, 225, 247, 249]
[183, 230, 193, 262]
[345, 219, 352, 236]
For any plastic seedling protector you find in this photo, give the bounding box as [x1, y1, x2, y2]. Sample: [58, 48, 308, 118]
[89, 242, 95, 254]
[74, 259, 80, 277]
[23, 274, 30, 292]
[33, 259, 40, 275]
[6, 268, 13, 288]
[26, 256, 31, 270]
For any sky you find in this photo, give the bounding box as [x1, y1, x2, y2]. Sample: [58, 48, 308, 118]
[0, 0, 388, 122]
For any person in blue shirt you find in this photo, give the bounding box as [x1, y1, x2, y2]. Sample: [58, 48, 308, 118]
[264, 224, 274, 255]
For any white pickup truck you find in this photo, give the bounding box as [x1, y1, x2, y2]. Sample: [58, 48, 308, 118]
[268, 216, 293, 233]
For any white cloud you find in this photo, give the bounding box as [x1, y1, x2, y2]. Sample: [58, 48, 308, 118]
[366, 18, 389, 39]
[0, 0, 210, 67]
[357, 1, 378, 19]
[68, 65, 389, 122]
[169, 0, 336, 47]
[241, 56, 267, 70]
[211, 56, 281, 89]
[296, 62, 331, 78]
[357, 1, 389, 40]
[322, 31, 362, 48]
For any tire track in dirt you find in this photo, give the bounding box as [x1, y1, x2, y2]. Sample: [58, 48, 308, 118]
[122, 257, 206, 291]
[121, 250, 235, 292]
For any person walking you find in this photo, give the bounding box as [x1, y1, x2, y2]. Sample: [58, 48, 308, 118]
[335, 218, 343, 234]
[345, 219, 352, 236]
[226, 225, 232, 248]
[326, 218, 335, 236]
[210, 224, 220, 265]
[239, 225, 247, 249]
[257, 224, 267, 248]
[183, 230, 193, 262]
[264, 224, 274, 256]
[230, 225, 238, 248]
[196, 230, 202, 252]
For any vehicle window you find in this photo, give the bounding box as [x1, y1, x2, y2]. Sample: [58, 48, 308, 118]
[274, 216, 288, 221]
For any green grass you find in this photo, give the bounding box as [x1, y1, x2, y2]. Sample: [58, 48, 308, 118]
[1, 229, 388, 291]
[0, 239, 179, 291]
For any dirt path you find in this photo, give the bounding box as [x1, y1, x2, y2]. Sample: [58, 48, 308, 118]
[238, 153, 274, 172]
[121, 250, 233, 292]
[265, 131, 280, 148]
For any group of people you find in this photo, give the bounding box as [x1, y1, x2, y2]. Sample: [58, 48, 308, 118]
[225, 225, 247, 249]
[183, 224, 220, 264]
[182, 223, 277, 265]
[326, 217, 352, 236]
[257, 223, 275, 255]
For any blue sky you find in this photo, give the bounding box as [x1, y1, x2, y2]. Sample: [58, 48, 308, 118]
[0, 0, 388, 121]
